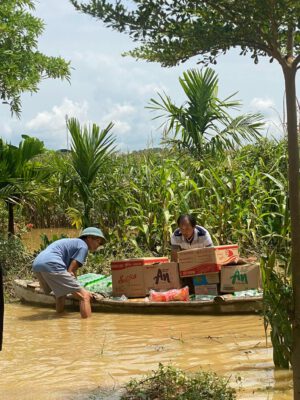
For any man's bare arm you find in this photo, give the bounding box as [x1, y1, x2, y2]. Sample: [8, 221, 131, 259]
[68, 259, 81, 278]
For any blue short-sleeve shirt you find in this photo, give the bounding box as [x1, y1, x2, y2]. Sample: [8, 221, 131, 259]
[33, 238, 88, 272]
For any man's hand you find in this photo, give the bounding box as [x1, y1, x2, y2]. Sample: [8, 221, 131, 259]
[68, 259, 81, 278]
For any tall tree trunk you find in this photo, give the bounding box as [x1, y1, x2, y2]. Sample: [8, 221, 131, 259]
[7, 202, 14, 236]
[283, 65, 300, 398]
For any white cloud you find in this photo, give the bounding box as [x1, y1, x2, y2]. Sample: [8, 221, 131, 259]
[24, 98, 89, 149]
[104, 103, 135, 120]
[72, 50, 167, 104]
[264, 117, 285, 137]
[0, 122, 12, 138]
[113, 120, 131, 135]
[0, 121, 20, 143]
[99, 102, 135, 136]
[136, 83, 167, 97]
[73, 51, 115, 69]
[26, 98, 89, 131]
[250, 97, 275, 110]
[35, 1, 74, 19]
[25, 100, 136, 149]
[248, 97, 285, 138]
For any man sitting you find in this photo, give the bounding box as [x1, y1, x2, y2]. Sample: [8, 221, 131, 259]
[171, 214, 212, 261]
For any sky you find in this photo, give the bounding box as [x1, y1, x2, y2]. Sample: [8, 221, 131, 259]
[0, 0, 297, 151]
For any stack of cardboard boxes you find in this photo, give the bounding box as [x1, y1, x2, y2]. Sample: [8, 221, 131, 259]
[111, 245, 261, 298]
[178, 245, 261, 296]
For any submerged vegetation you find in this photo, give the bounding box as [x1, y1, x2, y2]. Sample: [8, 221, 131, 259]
[121, 364, 236, 400]
[0, 237, 33, 301]
[261, 251, 293, 368]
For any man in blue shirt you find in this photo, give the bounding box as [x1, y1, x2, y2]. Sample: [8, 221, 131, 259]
[33, 227, 105, 318]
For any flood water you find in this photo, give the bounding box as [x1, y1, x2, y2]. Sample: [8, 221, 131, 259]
[21, 228, 80, 252]
[1, 304, 293, 400]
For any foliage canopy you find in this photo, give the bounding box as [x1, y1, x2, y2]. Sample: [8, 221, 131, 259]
[71, 0, 300, 69]
[0, 0, 70, 116]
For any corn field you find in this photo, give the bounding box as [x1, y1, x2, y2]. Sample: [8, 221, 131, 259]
[0, 137, 288, 258]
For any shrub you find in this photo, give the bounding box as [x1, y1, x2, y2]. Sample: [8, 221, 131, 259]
[261, 251, 292, 368]
[121, 364, 236, 400]
[0, 236, 33, 300]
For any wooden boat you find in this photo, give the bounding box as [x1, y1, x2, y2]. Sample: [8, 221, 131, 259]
[14, 279, 263, 315]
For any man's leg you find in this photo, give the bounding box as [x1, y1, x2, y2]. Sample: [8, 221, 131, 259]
[35, 272, 52, 294]
[56, 296, 66, 313]
[72, 288, 92, 318]
[36, 271, 91, 317]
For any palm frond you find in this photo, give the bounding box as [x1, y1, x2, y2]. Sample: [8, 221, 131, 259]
[67, 117, 116, 226]
[148, 67, 263, 159]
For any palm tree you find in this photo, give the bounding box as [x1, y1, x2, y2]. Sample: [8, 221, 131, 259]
[67, 118, 116, 227]
[0, 135, 47, 236]
[148, 68, 264, 159]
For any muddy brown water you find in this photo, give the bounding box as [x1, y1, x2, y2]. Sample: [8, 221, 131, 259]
[7, 229, 292, 398]
[0, 304, 293, 400]
[21, 228, 80, 252]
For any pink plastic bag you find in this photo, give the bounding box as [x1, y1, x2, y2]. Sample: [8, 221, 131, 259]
[149, 286, 189, 302]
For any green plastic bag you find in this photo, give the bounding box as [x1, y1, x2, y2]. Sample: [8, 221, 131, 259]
[77, 273, 112, 295]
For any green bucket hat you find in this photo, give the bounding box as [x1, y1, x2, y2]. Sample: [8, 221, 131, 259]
[79, 227, 106, 242]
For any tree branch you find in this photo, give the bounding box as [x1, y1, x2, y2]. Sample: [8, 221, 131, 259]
[294, 53, 300, 67]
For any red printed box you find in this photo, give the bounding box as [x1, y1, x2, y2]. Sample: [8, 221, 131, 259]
[178, 245, 239, 277]
[111, 257, 169, 269]
[111, 257, 169, 297]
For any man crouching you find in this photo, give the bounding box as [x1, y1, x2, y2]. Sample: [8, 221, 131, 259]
[32, 227, 105, 318]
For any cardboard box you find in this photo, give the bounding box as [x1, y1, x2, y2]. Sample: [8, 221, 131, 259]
[194, 284, 219, 296]
[220, 263, 261, 293]
[144, 262, 181, 293]
[111, 257, 169, 268]
[111, 263, 145, 297]
[193, 273, 220, 286]
[111, 257, 169, 297]
[178, 245, 239, 277]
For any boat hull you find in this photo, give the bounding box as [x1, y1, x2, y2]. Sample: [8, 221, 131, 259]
[13, 279, 263, 315]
